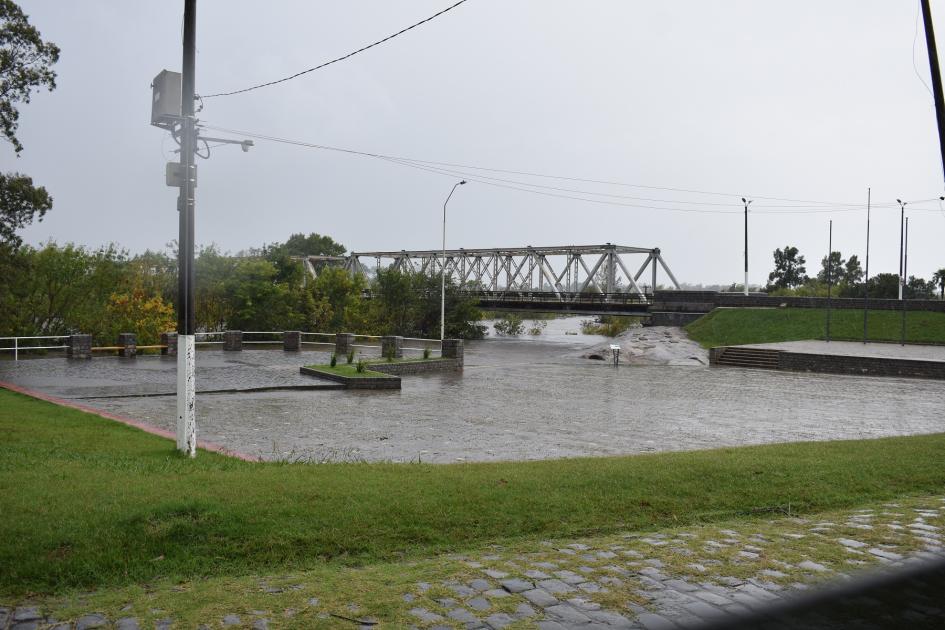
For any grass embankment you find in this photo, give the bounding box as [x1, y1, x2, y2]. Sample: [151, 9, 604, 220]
[2, 388, 945, 596]
[686, 307, 945, 348]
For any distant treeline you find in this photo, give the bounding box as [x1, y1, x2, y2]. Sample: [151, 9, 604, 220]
[0, 233, 486, 344]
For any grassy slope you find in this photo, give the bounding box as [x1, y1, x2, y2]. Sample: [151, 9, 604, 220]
[1, 389, 944, 595]
[686, 308, 945, 348]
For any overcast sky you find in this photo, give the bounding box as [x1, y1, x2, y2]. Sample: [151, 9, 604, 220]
[5, 1, 945, 286]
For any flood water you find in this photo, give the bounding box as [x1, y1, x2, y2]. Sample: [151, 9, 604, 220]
[2, 317, 943, 463]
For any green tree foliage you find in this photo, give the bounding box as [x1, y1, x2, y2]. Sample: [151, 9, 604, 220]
[843, 255, 864, 285]
[864, 273, 900, 299]
[0, 172, 50, 246]
[493, 313, 525, 336]
[0, 3, 59, 247]
[0, 0, 59, 155]
[816, 251, 844, 283]
[905, 275, 936, 299]
[767, 246, 808, 290]
[933, 268, 945, 299]
[103, 288, 175, 346]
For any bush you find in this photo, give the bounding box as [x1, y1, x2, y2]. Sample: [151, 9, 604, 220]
[356, 359, 365, 373]
[493, 313, 525, 336]
[347, 349, 355, 364]
[423, 347, 431, 359]
[329, 353, 337, 367]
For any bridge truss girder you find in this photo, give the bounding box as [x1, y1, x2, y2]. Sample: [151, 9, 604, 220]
[302, 244, 680, 297]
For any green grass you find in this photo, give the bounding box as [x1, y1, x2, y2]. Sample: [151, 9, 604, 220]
[303, 363, 388, 378]
[2, 388, 944, 596]
[686, 307, 945, 348]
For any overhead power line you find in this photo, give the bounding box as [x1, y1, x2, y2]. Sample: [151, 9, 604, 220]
[199, 123, 940, 215]
[201, 0, 470, 98]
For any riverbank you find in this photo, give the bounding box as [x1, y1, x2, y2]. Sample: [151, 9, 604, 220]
[582, 326, 708, 365]
[686, 308, 945, 348]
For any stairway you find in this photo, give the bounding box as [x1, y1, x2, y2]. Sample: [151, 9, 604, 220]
[714, 347, 781, 370]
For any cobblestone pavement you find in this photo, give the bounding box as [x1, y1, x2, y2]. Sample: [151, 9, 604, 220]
[3, 496, 943, 629]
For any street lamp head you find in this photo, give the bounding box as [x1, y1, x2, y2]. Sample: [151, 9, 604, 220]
[459, 180, 467, 185]
[897, 199, 903, 204]
[741, 197, 746, 203]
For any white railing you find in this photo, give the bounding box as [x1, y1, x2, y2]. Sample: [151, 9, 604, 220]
[0, 335, 70, 361]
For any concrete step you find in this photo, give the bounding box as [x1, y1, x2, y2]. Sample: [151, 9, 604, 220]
[715, 347, 782, 369]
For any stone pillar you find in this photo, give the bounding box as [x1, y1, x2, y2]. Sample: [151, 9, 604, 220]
[67, 334, 92, 359]
[161, 332, 178, 356]
[381, 335, 403, 359]
[118, 333, 137, 358]
[283, 330, 301, 351]
[335, 333, 355, 357]
[223, 330, 243, 351]
[442, 339, 464, 365]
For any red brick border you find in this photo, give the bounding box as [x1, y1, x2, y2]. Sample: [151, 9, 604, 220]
[0, 380, 261, 462]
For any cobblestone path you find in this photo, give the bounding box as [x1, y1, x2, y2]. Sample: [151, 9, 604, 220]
[3, 496, 943, 629]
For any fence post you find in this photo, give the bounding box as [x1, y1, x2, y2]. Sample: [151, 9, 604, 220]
[381, 335, 403, 359]
[283, 330, 301, 351]
[13, 337, 17, 361]
[441, 339, 464, 366]
[67, 334, 92, 359]
[223, 330, 243, 351]
[335, 333, 355, 357]
[161, 332, 178, 356]
[118, 333, 137, 358]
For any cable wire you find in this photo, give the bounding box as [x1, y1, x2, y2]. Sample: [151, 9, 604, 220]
[200, 0, 470, 98]
[201, 123, 922, 214]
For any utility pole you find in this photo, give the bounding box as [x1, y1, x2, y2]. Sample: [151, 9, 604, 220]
[863, 188, 871, 344]
[921, 0, 945, 186]
[741, 198, 752, 296]
[901, 217, 910, 345]
[177, 0, 197, 457]
[826, 220, 833, 342]
[896, 199, 907, 301]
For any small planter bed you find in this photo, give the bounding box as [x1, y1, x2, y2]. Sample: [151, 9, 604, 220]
[299, 365, 400, 389]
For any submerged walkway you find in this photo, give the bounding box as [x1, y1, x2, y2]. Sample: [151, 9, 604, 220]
[4, 496, 943, 629]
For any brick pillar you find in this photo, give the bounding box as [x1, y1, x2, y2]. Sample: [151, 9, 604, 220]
[118, 333, 137, 358]
[442, 339, 464, 365]
[67, 334, 92, 359]
[223, 330, 243, 351]
[161, 332, 178, 356]
[381, 335, 403, 359]
[335, 333, 355, 357]
[283, 330, 301, 351]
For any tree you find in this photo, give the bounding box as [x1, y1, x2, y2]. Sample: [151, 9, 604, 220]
[842, 255, 863, 286]
[767, 246, 808, 289]
[103, 288, 175, 345]
[933, 268, 945, 300]
[0, 171, 50, 246]
[0, 2, 59, 246]
[865, 273, 900, 299]
[905, 275, 935, 300]
[816, 251, 845, 283]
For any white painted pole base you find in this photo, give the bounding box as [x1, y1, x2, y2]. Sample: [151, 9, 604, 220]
[176, 334, 196, 457]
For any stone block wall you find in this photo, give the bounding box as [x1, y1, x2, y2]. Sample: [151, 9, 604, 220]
[161, 332, 178, 356]
[441, 339, 464, 364]
[335, 333, 355, 357]
[777, 352, 945, 380]
[283, 330, 301, 351]
[645, 312, 706, 327]
[67, 334, 92, 359]
[223, 330, 243, 351]
[381, 336, 403, 359]
[118, 333, 137, 358]
[369, 358, 463, 375]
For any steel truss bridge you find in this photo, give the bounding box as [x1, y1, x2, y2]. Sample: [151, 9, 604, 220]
[302, 244, 680, 315]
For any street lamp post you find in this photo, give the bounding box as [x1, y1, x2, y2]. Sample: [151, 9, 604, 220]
[741, 197, 752, 296]
[896, 199, 907, 300]
[441, 180, 466, 340]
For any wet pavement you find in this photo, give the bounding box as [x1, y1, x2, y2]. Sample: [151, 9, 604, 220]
[1, 319, 943, 463]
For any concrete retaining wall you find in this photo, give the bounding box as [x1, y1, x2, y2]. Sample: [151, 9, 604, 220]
[369, 358, 463, 375]
[653, 290, 944, 313]
[299, 366, 401, 389]
[646, 312, 706, 327]
[777, 351, 945, 379]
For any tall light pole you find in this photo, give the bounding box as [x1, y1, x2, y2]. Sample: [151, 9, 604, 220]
[742, 197, 752, 296]
[896, 199, 907, 300]
[441, 180, 466, 340]
[921, 0, 945, 187]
